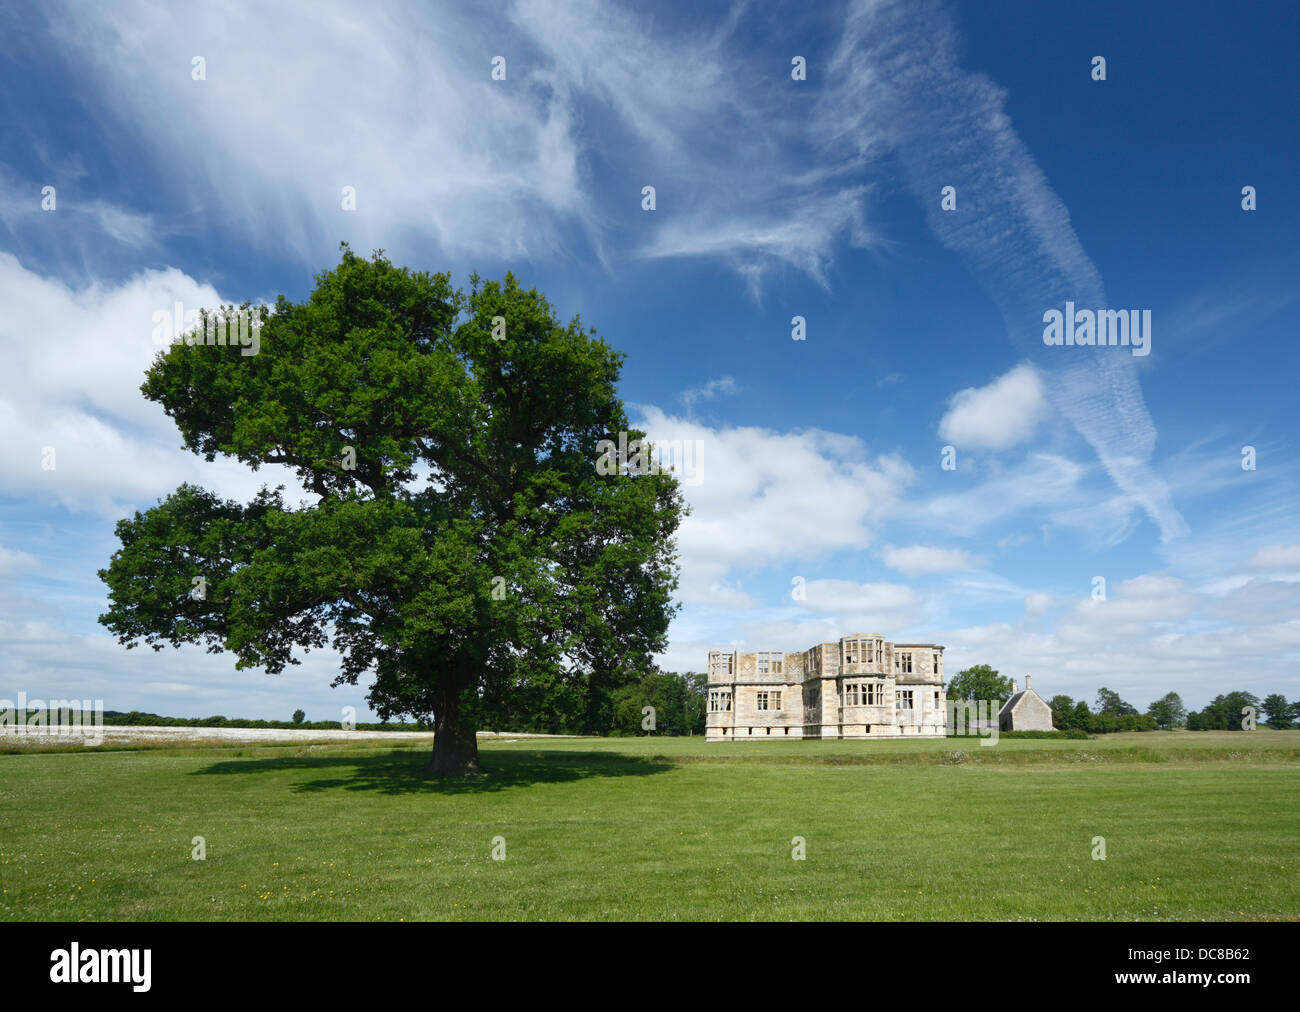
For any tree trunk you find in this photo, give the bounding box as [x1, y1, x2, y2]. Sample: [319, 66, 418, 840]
[427, 681, 482, 777]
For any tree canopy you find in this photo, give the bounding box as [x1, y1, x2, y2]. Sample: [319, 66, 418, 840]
[944, 663, 1013, 711]
[1146, 692, 1186, 730]
[99, 247, 685, 775]
[1260, 693, 1294, 729]
[1094, 687, 1138, 717]
[1186, 692, 1262, 731]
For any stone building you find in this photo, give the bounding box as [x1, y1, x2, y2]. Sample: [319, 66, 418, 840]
[997, 675, 1055, 731]
[705, 634, 947, 742]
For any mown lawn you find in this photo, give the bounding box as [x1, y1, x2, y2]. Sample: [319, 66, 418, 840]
[2, 731, 1297, 920]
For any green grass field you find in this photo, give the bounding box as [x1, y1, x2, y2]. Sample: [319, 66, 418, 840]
[2, 731, 1297, 920]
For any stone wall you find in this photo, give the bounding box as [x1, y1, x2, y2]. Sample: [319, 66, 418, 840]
[999, 690, 1055, 732]
[706, 636, 948, 742]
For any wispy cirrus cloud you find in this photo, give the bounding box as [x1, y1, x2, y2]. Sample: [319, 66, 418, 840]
[816, 0, 1189, 543]
[0, 164, 161, 277]
[35, 0, 878, 294]
[42, 0, 590, 265]
[679, 376, 740, 409]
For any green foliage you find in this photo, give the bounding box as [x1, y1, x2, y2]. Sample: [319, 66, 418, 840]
[97, 711, 423, 731]
[1094, 687, 1138, 716]
[99, 247, 684, 774]
[1048, 694, 1158, 734]
[1260, 693, 1293, 729]
[610, 669, 706, 736]
[945, 663, 1013, 711]
[1146, 692, 1186, 730]
[292, 709, 306, 725]
[1048, 694, 1076, 729]
[1186, 692, 1262, 731]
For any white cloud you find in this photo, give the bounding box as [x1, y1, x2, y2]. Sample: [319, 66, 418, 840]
[636, 406, 913, 606]
[640, 187, 875, 298]
[945, 568, 1300, 708]
[799, 578, 919, 615]
[938, 363, 1047, 451]
[1024, 592, 1054, 616]
[1245, 544, 1300, 572]
[796, 579, 923, 633]
[679, 376, 740, 408]
[0, 616, 375, 720]
[0, 545, 40, 578]
[0, 254, 307, 518]
[919, 453, 1087, 535]
[881, 544, 983, 575]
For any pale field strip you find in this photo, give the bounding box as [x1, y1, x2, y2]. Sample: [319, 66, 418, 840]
[1, 725, 575, 745]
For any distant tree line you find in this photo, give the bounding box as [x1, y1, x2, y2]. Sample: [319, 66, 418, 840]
[96, 711, 429, 732]
[482, 667, 707, 736]
[80, 671, 1300, 738]
[1047, 692, 1158, 733]
[1186, 692, 1298, 730]
[948, 664, 1299, 734]
[38, 670, 706, 738]
[1052, 689, 1299, 732]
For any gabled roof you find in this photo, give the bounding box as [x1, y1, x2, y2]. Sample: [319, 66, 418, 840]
[997, 691, 1027, 717]
[999, 687, 1053, 717]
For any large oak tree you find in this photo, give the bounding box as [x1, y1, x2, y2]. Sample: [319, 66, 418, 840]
[99, 247, 684, 775]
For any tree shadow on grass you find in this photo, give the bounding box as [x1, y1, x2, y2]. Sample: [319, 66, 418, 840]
[192, 747, 674, 795]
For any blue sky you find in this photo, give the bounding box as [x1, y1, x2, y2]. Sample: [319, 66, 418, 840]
[1, 0, 1297, 721]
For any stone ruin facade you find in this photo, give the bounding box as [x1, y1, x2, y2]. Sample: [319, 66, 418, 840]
[705, 634, 947, 742]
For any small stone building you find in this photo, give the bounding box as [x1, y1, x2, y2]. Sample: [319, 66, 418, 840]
[705, 634, 947, 741]
[998, 675, 1055, 731]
